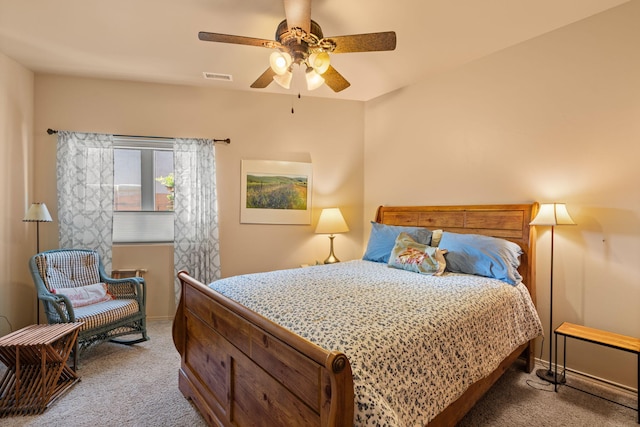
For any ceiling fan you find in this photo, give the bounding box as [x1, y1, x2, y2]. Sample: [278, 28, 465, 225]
[198, 0, 396, 92]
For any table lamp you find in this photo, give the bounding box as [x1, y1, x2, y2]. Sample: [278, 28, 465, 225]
[315, 208, 349, 264]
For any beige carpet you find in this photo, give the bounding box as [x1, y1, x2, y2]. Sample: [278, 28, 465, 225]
[1, 320, 636, 426]
[459, 360, 637, 426]
[0, 320, 207, 427]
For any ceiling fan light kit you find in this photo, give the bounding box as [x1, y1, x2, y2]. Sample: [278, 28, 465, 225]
[269, 51, 293, 75]
[273, 71, 293, 89]
[308, 52, 330, 74]
[305, 67, 325, 90]
[198, 0, 396, 93]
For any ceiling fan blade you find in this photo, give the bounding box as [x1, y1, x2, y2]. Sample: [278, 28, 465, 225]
[198, 31, 281, 49]
[250, 67, 277, 89]
[284, 0, 311, 33]
[322, 66, 350, 92]
[328, 31, 397, 54]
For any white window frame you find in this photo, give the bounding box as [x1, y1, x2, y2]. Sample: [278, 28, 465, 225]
[113, 137, 174, 244]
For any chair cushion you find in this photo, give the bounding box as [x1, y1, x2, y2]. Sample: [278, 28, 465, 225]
[73, 299, 140, 331]
[42, 251, 101, 291]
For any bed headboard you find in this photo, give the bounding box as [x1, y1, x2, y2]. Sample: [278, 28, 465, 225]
[375, 203, 539, 303]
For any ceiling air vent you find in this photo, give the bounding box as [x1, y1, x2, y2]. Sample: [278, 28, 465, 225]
[203, 72, 233, 82]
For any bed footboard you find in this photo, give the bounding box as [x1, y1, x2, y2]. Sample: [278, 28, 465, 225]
[172, 271, 354, 426]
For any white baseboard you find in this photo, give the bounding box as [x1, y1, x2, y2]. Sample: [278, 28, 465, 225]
[535, 357, 637, 396]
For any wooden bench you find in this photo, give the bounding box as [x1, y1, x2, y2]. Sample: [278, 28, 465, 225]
[554, 322, 640, 423]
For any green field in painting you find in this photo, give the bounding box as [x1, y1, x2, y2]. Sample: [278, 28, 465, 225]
[246, 174, 307, 210]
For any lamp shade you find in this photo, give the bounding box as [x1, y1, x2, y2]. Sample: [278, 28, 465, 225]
[315, 208, 349, 235]
[305, 67, 325, 91]
[269, 51, 292, 75]
[308, 52, 330, 74]
[23, 202, 53, 222]
[530, 203, 576, 226]
[273, 71, 293, 89]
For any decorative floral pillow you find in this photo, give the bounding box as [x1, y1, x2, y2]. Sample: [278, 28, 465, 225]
[431, 229, 444, 247]
[388, 232, 447, 275]
[52, 283, 114, 308]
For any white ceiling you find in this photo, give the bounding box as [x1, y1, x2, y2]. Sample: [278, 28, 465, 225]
[0, 0, 629, 101]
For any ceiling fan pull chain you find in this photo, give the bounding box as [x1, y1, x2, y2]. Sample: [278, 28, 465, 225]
[291, 93, 300, 114]
[291, 92, 301, 114]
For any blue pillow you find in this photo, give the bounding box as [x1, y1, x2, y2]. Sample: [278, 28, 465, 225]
[438, 231, 523, 285]
[362, 222, 432, 263]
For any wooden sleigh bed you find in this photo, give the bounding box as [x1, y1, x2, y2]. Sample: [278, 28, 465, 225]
[172, 203, 540, 426]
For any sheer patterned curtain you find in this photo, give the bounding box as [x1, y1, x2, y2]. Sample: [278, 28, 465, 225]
[173, 138, 221, 305]
[56, 131, 114, 272]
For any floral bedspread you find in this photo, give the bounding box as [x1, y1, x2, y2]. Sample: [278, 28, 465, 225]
[209, 260, 542, 426]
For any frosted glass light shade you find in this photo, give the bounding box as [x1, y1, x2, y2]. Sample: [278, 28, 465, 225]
[308, 52, 330, 74]
[23, 202, 53, 222]
[273, 71, 293, 89]
[305, 67, 325, 90]
[269, 51, 292, 75]
[315, 208, 349, 234]
[530, 203, 576, 226]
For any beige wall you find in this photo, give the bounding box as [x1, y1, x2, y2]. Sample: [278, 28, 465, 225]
[0, 52, 35, 335]
[111, 244, 174, 320]
[32, 74, 365, 320]
[364, 2, 639, 389]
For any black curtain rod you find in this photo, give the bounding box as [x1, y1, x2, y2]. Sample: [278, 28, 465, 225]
[46, 128, 230, 145]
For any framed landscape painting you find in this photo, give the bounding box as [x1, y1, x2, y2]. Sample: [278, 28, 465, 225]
[240, 160, 312, 224]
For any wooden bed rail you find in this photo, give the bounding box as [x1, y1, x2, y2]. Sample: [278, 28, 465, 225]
[172, 271, 354, 426]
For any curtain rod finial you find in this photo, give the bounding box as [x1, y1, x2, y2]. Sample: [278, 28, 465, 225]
[47, 128, 57, 135]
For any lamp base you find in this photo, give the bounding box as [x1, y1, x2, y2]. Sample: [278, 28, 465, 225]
[323, 235, 340, 264]
[323, 255, 340, 264]
[536, 368, 566, 385]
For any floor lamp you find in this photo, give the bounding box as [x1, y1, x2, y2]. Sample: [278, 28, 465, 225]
[23, 202, 53, 324]
[315, 208, 349, 264]
[530, 203, 576, 384]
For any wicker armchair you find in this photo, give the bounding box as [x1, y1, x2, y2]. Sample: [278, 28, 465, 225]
[29, 249, 148, 355]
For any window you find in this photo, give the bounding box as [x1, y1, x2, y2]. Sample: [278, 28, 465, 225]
[113, 137, 174, 243]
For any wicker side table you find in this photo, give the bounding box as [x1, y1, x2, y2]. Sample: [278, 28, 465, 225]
[0, 322, 83, 417]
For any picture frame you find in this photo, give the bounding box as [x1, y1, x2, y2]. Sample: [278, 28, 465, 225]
[240, 160, 312, 224]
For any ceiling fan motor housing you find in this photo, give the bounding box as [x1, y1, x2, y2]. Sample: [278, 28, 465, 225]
[275, 19, 325, 64]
